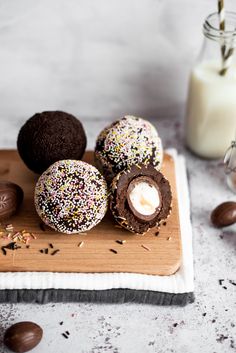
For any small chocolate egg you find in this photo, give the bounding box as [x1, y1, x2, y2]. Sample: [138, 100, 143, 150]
[4, 321, 43, 353]
[0, 181, 24, 220]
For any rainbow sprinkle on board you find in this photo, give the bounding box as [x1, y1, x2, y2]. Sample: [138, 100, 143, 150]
[34, 160, 108, 234]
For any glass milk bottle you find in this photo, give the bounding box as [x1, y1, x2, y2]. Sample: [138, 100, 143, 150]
[186, 12, 236, 159]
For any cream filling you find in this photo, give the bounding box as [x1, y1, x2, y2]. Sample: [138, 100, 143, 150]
[129, 182, 160, 216]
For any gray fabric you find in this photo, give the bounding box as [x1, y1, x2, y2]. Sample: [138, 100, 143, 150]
[0, 289, 194, 306]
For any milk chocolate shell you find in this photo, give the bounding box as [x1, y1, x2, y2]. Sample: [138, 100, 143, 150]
[110, 164, 172, 234]
[95, 116, 163, 183]
[17, 111, 87, 174]
[0, 181, 24, 221]
[34, 160, 108, 234]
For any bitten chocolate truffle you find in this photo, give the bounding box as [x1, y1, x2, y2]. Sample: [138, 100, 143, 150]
[110, 164, 172, 234]
[17, 111, 87, 174]
[95, 115, 163, 182]
[34, 160, 108, 234]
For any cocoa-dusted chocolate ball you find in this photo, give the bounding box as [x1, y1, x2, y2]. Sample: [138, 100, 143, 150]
[110, 164, 172, 234]
[17, 111, 87, 174]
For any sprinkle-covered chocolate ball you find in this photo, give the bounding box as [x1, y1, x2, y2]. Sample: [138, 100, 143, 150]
[95, 116, 163, 182]
[34, 160, 108, 234]
[17, 111, 87, 174]
[110, 164, 172, 234]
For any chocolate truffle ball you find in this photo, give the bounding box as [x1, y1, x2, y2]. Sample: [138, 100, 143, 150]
[95, 116, 163, 183]
[34, 160, 108, 234]
[110, 164, 172, 234]
[17, 111, 87, 174]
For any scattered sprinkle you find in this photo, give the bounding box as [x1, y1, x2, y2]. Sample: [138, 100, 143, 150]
[110, 249, 118, 254]
[39, 249, 44, 254]
[222, 286, 227, 290]
[0, 224, 37, 244]
[219, 279, 224, 285]
[116, 240, 126, 245]
[155, 231, 159, 236]
[62, 333, 69, 339]
[141, 244, 151, 251]
[229, 280, 236, 286]
[45, 248, 48, 254]
[163, 222, 167, 226]
[167, 237, 172, 241]
[51, 249, 60, 256]
[65, 331, 70, 336]
[1, 242, 21, 256]
[1, 247, 6, 256]
[78, 241, 84, 248]
[216, 334, 228, 343]
[49, 243, 54, 249]
[202, 313, 206, 317]
[5, 224, 14, 232]
[59, 321, 63, 326]
[173, 323, 178, 327]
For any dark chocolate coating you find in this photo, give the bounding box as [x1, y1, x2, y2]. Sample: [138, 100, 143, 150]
[110, 164, 172, 234]
[0, 181, 24, 220]
[17, 111, 87, 174]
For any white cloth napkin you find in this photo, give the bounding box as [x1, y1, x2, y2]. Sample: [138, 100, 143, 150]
[0, 149, 194, 294]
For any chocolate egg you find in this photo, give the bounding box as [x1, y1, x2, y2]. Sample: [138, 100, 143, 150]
[4, 321, 43, 353]
[0, 181, 24, 220]
[211, 201, 236, 228]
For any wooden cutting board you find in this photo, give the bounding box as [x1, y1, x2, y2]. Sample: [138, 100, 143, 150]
[0, 150, 181, 276]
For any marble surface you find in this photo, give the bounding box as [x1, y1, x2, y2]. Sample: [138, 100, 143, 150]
[0, 115, 235, 353]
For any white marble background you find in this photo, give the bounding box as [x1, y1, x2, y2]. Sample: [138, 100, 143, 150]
[0, 0, 235, 145]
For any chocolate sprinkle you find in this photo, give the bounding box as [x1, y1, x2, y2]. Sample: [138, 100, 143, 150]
[1, 242, 21, 255]
[116, 240, 126, 245]
[51, 249, 60, 256]
[62, 333, 69, 339]
[109, 249, 118, 254]
[49, 243, 54, 249]
[1, 247, 6, 255]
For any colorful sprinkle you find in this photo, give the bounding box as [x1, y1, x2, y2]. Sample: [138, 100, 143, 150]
[34, 160, 108, 234]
